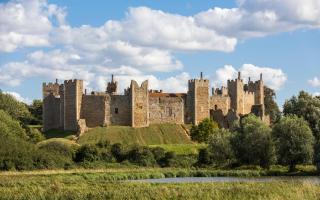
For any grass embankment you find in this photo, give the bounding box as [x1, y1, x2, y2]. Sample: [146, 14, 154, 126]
[77, 123, 192, 145]
[0, 168, 319, 200]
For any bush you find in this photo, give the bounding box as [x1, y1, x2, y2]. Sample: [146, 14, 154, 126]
[111, 143, 124, 162]
[126, 146, 157, 167]
[231, 114, 276, 168]
[74, 144, 99, 162]
[190, 118, 219, 143]
[272, 115, 315, 171]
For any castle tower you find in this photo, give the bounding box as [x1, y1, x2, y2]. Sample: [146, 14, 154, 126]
[130, 80, 149, 127]
[187, 72, 210, 125]
[63, 79, 83, 131]
[42, 79, 61, 131]
[255, 73, 264, 105]
[247, 73, 264, 105]
[227, 72, 245, 115]
[59, 84, 64, 129]
[106, 74, 118, 95]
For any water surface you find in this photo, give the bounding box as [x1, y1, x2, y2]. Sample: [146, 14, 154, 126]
[130, 176, 320, 183]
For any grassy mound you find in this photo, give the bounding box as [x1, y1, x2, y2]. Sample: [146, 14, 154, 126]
[78, 123, 192, 145]
[37, 138, 78, 148]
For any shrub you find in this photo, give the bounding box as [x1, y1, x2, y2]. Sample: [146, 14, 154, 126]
[272, 115, 315, 171]
[25, 126, 45, 143]
[111, 143, 124, 162]
[74, 144, 99, 162]
[126, 146, 157, 167]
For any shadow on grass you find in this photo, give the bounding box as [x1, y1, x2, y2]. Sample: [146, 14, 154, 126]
[43, 129, 77, 139]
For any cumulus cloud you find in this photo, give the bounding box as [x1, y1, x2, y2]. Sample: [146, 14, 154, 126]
[308, 77, 320, 87]
[3, 91, 32, 104]
[195, 0, 320, 39]
[213, 64, 287, 90]
[0, 0, 66, 52]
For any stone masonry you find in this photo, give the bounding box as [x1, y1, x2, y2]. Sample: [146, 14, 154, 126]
[42, 72, 269, 132]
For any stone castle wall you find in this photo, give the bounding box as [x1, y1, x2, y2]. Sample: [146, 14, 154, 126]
[149, 95, 184, 124]
[43, 94, 60, 131]
[43, 72, 269, 132]
[110, 95, 131, 126]
[131, 80, 149, 127]
[81, 94, 109, 127]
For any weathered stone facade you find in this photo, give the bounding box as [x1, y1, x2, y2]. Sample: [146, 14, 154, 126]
[43, 72, 269, 132]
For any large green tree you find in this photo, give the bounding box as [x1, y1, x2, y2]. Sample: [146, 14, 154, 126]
[205, 128, 235, 167]
[231, 114, 276, 168]
[190, 118, 219, 143]
[0, 110, 27, 140]
[28, 99, 43, 124]
[272, 115, 314, 171]
[283, 91, 320, 171]
[0, 91, 32, 124]
[264, 86, 281, 123]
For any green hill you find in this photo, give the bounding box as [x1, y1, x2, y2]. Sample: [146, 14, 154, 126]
[77, 123, 192, 145]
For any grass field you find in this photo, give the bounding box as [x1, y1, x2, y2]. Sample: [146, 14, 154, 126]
[77, 123, 192, 145]
[0, 168, 319, 200]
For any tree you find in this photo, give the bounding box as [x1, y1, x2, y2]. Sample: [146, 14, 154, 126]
[126, 146, 157, 167]
[283, 91, 320, 171]
[231, 114, 276, 168]
[272, 115, 314, 171]
[190, 118, 219, 143]
[0, 110, 27, 140]
[28, 100, 43, 125]
[205, 129, 235, 167]
[0, 92, 32, 124]
[264, 86, 281, 123]
[283, 91, 320, 138]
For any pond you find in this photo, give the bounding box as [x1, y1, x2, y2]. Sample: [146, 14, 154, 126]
[129, 176, 320, 184]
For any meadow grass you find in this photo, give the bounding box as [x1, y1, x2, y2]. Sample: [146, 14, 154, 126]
[0, 168, 319, 200]
[77, 123, 192, 145]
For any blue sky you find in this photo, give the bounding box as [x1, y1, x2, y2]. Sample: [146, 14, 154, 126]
[0, 0, 320, 107]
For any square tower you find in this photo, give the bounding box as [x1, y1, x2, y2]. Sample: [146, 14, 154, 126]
[187, 73, 210, 125]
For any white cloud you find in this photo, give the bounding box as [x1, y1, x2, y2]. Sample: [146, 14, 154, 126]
[3, 91, 32, 104]
[195, 0, 320, 39]
[308, 77, 320, 87]
[0, 0, 66, 52]
[103, 7, 237, 52]
[213, 64, 287, 91]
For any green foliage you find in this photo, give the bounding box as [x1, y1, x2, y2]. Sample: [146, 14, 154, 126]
[190, 118, 219, 143]
[0, 135, 72, 171]
[38, 140, 76, 161]
[0, 91, 32, 124]
[148, 144, 206, 155]
[25, 126, 45, 143]
[272, 115, 315, 171]
[74, 144, 99, 162]
[126, 146, 157, 167]
[283, 91, 320, 139]
[27, 100, 43, 125]
[231, 114, 276, 168]
[264, 86, 281, 123]
[203, 129, 235, 167]
[0, 110, 27, 140]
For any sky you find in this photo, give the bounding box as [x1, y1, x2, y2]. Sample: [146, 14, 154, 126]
[0, 0, 320, 107]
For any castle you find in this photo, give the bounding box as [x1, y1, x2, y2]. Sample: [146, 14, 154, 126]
[42, 72, 269, 133]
